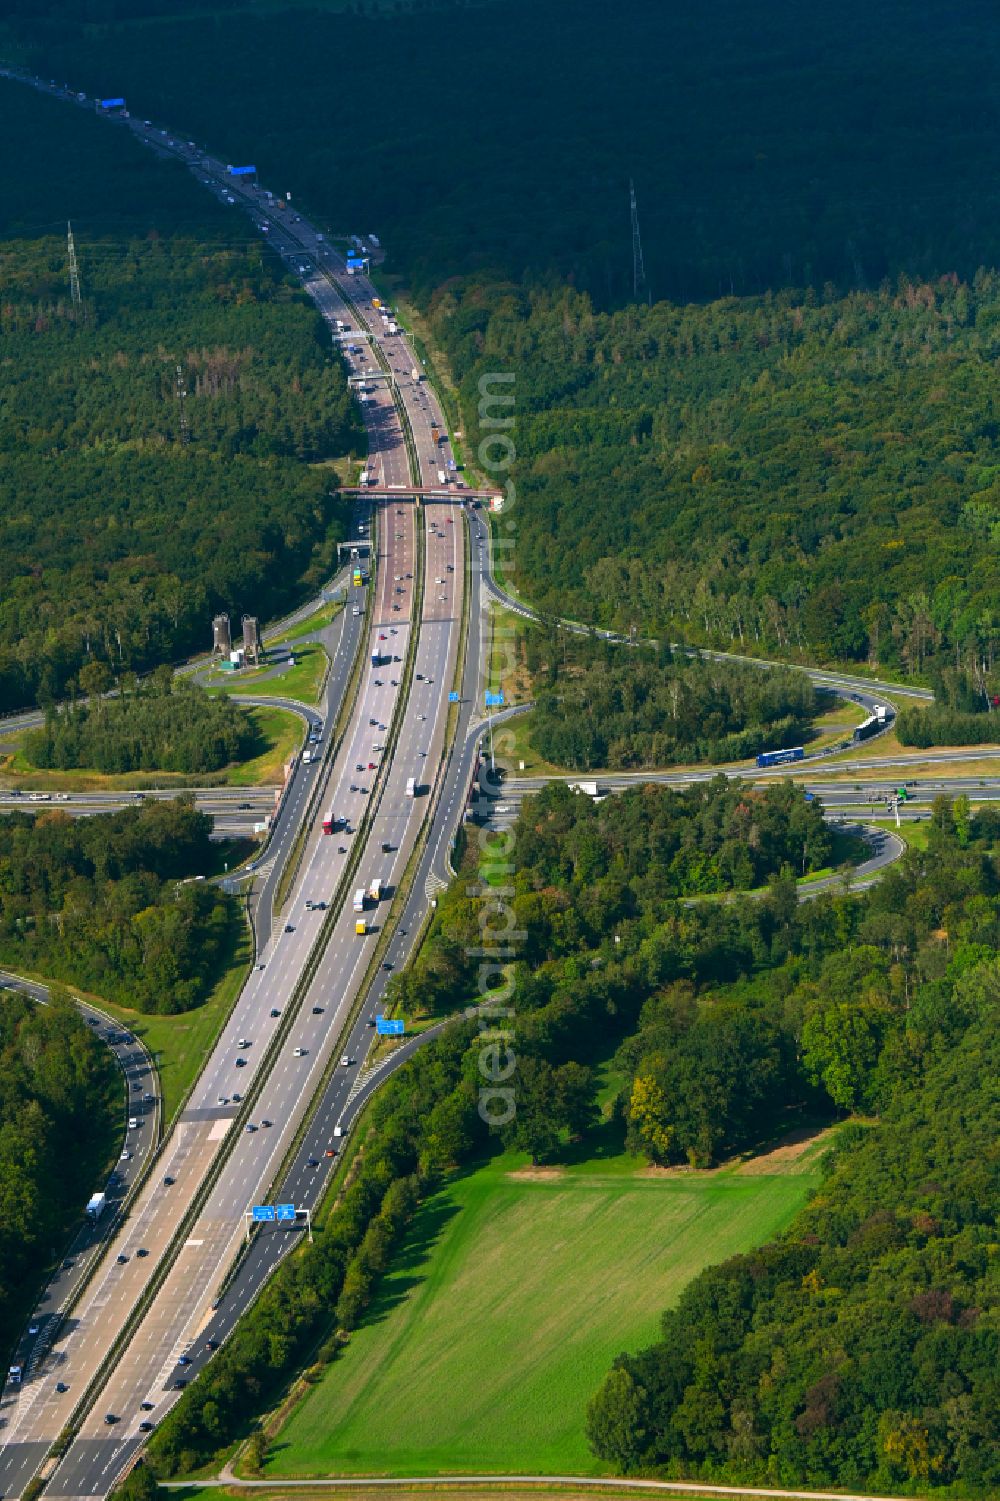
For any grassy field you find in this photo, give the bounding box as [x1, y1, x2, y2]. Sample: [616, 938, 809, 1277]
[204, 642, 329, 706]
[225, 705, 303, 787]
[265, 1143, 824, 1478]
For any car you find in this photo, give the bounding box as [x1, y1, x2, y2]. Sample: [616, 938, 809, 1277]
[359, 786, 368, 796]
[136, 1248, 148, 1258]
[284, 923, 295, 933]
[390, 680, 398, 687]
[204, 1339, 218, 1351]
[62, 1258, 74, 1270]
[238, 801, 252, 810]
[368, 761, 376, 769]
[235, 1057, 247, 1067]
[261, 1119, 272, 1128]
[178, 1355, 192, 1366]
[139, 1421, 154, 1432]
[174, 1379, 187, 1390]
[163, 1175, 175, 1187]
[417, 713, 426, 721]
[316, 901, 326, 910]
[232, 1092, 242, 1102]
[120, 1149, 131, 1162]
[356, 763, 364, 772]
[55, 1381, 68, 1393]
[245, 1123, 256, 1133]
[293, 1047, 306, 1057]
[306, 1157, 319, 1168]
[104, 1413, 118, 1425]
[140, 1401, 154, 1412]
[350, 783, 357, 793]
[128, 1116, 140, 1129]
[238, 1038, 251, 1049]
[312, 1005, 324, 1015]
[383, 960, 393, 971]
[415, 672, 424, 680]
[270, 1007, 281, 1017]
[340, 1054, 353, 1067]
[116, 1254, 128, 1265]
[217, 1096, 229, 1106]
[28, 1323, 39, 1336]
[379, 633, 386, 640]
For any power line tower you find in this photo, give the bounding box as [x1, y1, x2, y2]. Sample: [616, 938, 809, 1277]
[629, 179, 648, 304]
[175, 363, 190, 445]
[67, 220, 81, 306]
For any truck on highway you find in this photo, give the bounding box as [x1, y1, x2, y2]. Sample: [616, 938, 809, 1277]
[372, 297, 382, 309]
[437, 469, 447, 485]
[756, 747, 805, 768]
[411, 367, 421, 381]
[7, 1363, 22, 1386]
[86, 1192, 107, 1220]
[355, 918, 367, 936]
[303, 747, 313, 764]
[368, 877, 382, 903]
[430, 425, 440, 446]
[371, 647, 381, 667]
[387, 320, 398, 335]
[353, 889, 366, 914]
[572, 780, 605, 798]
[405, 776, 416, 798]
[322, 809, 336, 835]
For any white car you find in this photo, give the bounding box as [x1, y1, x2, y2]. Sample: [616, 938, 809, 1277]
[340, 1054, 353, 1067]
[293, 1047, 306, 1057]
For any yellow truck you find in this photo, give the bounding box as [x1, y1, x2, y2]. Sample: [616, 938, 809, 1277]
[355, 919, 367, 936]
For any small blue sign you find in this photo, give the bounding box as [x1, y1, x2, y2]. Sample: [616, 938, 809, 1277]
[485, 690, 505, 707]
[804, 792, 815, 802]
[252, 1205, 275, 1222]
[448, 691, 459, 703]
[377, 1017, 405, 1036]
[276, 1203, 296, 1222]
[100, 97, 125, 109]
[228, 164, 256, 176]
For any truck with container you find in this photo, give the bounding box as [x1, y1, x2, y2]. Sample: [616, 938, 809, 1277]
[7, 1362, 22, 1387]
[387, 320, 398, 335]
[755, 747, 805, 768]
[86, 1192, 107, 1220]
[572, 780, 605, 798]
[322, 809, 336, 835]
[353, 889, 366, 914]
[405, 776, 416, 798]
[368, 877, 383, 903]
[355, 918, 367, 936]
[437, 469, 447, 485]
[411, 367, 421, 381]
[430, 425, 440, 446]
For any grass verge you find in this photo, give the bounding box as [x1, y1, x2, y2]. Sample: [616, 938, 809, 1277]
[205, 643, 329, 706]
[263, 1142, 822, 1478]
[92, 908, 253, 1126]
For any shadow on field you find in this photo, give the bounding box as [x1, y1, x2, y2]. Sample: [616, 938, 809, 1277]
[362, 1194, 462, 1328]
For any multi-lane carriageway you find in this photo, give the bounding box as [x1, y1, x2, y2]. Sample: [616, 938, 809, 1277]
[0, 78, 468, 1501]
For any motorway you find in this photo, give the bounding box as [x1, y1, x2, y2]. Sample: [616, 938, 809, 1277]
[0, 68, 475, 1501]
[0, 63, 997, 1501]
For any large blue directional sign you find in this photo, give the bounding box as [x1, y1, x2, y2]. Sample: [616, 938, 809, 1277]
[448, 690, 459, 703]
[377, 1017, 405, 1036]
[228, 164, 256, 176]
[485, 690, 505, 707]
[252, 1205, 275, 1222]
[100, 97, 126, 109]
[276, 1203, 296, 1222]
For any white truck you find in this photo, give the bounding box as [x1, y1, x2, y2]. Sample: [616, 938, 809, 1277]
[368, 877, 383, 903]
[86, 1192, 107, 1220]
[572, 780, 605, 799]
[387, 320, 398, 335]
[406, 776, 416, 798]
[353, 889, 366, 914]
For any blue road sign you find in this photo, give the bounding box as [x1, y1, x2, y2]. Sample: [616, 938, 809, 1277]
[377, 1017, 405, 1036]
[228, 164, 256, 176]
[252, 1205, 275, 1222]
[448, 690, 459, 702]
[804, 792, 815, 802]
[485, 690, 505, 707]
[100, 97, 125, 109]
[276, 1203, 296, 1222]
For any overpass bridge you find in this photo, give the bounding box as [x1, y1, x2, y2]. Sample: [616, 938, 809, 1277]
[340, 486, 500, 502]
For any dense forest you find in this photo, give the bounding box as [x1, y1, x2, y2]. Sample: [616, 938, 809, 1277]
[11, 8, 1000, 675]
[522, 631, 816, 769]
[15, 0, 1000, 306]
[0, 799, 234, 1012]
[0, 81, 360, 713]
[25, 671, 256, 774]
[0, 989, 119, 1354]
[149, 787, 1000, 1488]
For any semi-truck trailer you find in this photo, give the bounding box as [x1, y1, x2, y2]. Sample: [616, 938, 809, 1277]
[755, 747, 805, 768]
[322, 809, 336, 835]
[86, 1192, 107, 1220]
[355, 919, 367, 935]
[437, 469, 447, 485]
[368, 877, 382, 903]
[353, 889, 366, 914]
[405, 776, 416, 797]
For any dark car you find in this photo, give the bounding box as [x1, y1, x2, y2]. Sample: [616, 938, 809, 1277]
[116, 1254, 128, 1265]
[312, 1006, 324, 1015]
[177, 1355, 192, 1367]
[284, 923, 294, 933]
[136, 1247, 148, 1258]
[261, 1119, 272, 1128]
[174, 1379, 187, 1390]
[55, 1382, 68, 1393]
[139, 1420, 154, 1433]
[104, 1414, 118, 1426]
[270, 1007, 280, 1018]
[140, 1401, 154, 1411]
[163, 1175, 175, 1187]
[306, 1157, 319, 1168]
[235, 1057, 247, 1067]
